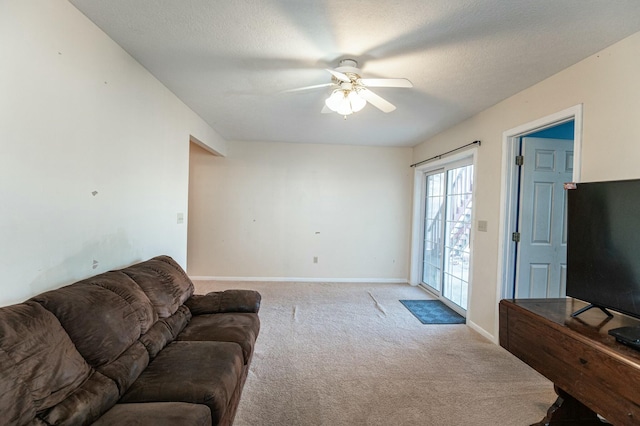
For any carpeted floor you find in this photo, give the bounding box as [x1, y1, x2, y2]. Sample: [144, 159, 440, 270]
[193, 281, 554, 426]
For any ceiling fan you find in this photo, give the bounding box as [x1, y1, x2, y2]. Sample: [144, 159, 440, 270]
[286, 59, 413, 116]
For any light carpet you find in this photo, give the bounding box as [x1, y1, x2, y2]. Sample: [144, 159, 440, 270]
[193, 281, 554, 426]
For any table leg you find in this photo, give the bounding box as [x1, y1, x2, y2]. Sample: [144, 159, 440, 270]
[531, 385, 605, 426]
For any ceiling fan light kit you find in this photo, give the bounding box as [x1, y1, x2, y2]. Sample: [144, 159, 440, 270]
[325, 88, 367, 116]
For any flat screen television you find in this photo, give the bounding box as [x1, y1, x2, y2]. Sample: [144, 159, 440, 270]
[567, 178, 640, 320]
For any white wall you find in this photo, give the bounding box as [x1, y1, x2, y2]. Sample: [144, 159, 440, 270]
[188, 141, 413, 281]
[412, 31, 640, 339]
[0, 0, 226, 306]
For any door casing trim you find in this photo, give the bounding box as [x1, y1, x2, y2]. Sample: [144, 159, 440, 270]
[494, 104, 583, 342]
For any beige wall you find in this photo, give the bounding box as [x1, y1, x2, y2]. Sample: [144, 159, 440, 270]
[188, 141, 413, 281]
[412, 31, 640, 339]
[0, 0, 225, 306]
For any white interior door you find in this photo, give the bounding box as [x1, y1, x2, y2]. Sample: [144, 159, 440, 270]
[515, 137, 573, 298]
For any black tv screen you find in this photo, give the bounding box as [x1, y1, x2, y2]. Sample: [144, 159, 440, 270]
[567, 179, 640, 319]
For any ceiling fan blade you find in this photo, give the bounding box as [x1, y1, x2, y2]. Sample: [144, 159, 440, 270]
[321, 104, 332, 114]
[326, 68, 351, 82]
[359, 78, 413, 88]
[358, 88, 396, 113]
[282, 83, 335, 93]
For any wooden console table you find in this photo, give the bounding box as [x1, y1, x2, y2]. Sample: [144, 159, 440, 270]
[499, 298, 640, 426]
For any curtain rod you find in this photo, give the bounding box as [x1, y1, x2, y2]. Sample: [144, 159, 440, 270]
[410, 140, 481, 168]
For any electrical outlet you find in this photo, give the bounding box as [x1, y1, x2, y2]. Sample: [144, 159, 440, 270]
[313, 256, 318, 264]
[478, 220, 488, 232]
[177, 213, 184, 224]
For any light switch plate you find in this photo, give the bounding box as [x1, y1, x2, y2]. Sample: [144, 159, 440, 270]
[478, 220, 488, 232]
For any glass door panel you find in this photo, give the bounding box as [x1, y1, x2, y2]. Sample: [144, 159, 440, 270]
[443, 165, 473, 309]
[422, 172, 445, 293]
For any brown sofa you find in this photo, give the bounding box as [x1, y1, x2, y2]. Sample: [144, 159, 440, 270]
[0, 255, 261, 426]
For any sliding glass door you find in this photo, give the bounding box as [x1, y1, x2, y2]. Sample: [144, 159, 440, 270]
[421, 161, 474, 313]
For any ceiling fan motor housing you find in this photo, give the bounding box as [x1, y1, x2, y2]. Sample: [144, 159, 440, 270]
[335, 59, 361, 77]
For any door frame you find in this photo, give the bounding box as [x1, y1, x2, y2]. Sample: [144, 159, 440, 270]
[409, 148, 478, 315]
[496, 105, 583, 321]
[420, 158, 475, 315]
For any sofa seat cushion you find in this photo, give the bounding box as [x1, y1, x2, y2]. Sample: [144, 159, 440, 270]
[121, 341, 243, 425]
[177, 313, 259, 364]
[93, 402, 212, 426]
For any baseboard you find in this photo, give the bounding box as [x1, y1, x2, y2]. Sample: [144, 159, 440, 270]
[467, 319, 497, 343]
[189, 276, 409, 284]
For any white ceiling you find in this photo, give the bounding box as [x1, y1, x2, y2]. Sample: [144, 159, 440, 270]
[69, 0, 640, 147]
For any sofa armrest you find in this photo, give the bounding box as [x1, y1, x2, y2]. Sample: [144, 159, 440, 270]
[185, 290, 261, 315]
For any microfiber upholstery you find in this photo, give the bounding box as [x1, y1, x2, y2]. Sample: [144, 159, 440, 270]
[139, 319, 176, 360]
[0, 301, 94, 424]
[90, 271, 158, 334]
[94, 402, 212, 426]
[139, 305, 192, 359]
[39, 371, 119, 425]
[121, 255, 195, 318]
[185, 290, 261, 315]
[121, 341, 244, 425]
[31, 279, 146, 368]
[0, 347, 33, 425]
[178, 313, 259, 364]
[162, 304, 192, 338]
[97, 341, 150, 395]
[0, 255, 260, 426]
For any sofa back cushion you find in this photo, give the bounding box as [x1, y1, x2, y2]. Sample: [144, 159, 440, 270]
[139, 305, 192, 358]
[121, 255, 194, 318]
[91, 271, 158, 334]
[31, 271, 155, 368]
[97, 341, 150, 396]
[0, 301, 92, 424]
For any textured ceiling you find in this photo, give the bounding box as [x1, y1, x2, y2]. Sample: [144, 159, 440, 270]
[68, 0, 640, 147]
